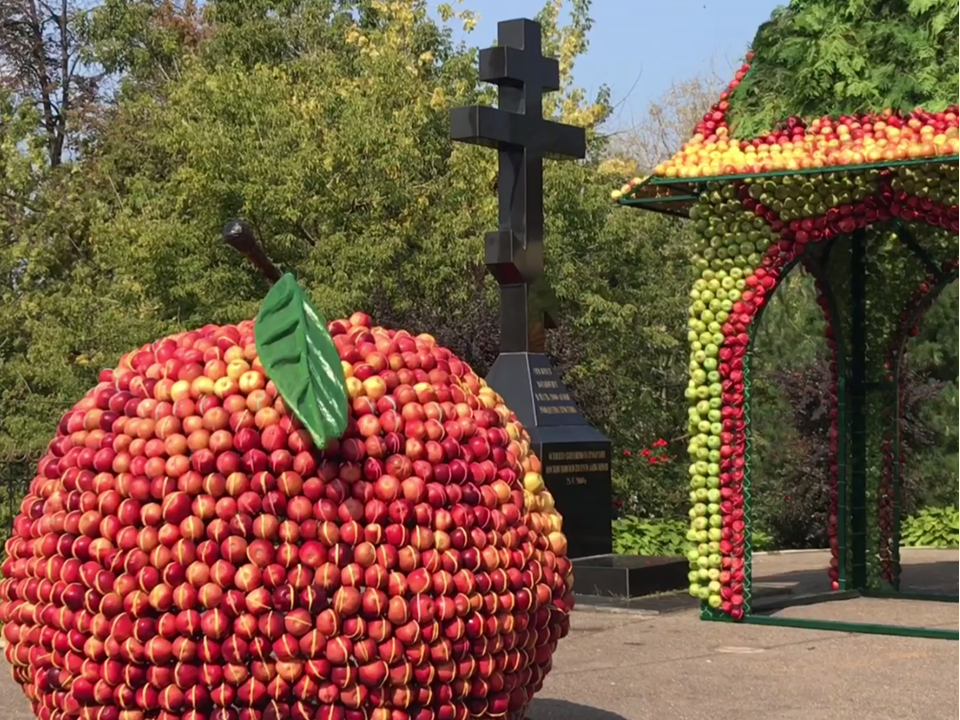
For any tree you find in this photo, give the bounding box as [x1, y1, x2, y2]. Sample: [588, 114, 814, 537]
[901, 281, 959, 508]
[0, 0, 680, 500]
[608, 71, 723, 173]
[84, 0, 205, 85]
[728, 0, 959, 137]
[0, 0, 101, 165]
[7, 0, 953, 545]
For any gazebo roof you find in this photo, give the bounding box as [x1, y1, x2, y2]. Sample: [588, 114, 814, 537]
[613, 60, 960, 218]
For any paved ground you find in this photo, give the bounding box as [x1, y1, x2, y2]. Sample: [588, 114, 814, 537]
[529, 596, 957, 720]
[752, 546, 959, 597]
[0, 549, 956, 720]
[528, 548, 959, 720]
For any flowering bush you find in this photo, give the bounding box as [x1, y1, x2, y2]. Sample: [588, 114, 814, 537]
[611, 439, 686, 520]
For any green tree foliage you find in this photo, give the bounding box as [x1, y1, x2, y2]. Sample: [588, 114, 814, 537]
[1, 0, 688, 502]
[728, 0, 960, 137]
[902, 281, 958, 508]
[1, 0, 957, 553]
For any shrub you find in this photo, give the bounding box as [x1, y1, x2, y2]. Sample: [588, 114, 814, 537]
[612, 516, 688, 557]
[900, 506, 959, 549]
[0, 478, 26, 554]
[752, 356, 948, 550]
[612, 440, 688, 520]
[751, 529, 775, 551]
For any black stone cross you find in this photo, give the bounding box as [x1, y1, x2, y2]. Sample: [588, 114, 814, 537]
[450, 20, 613, 562]
[450, 18, 585, 353]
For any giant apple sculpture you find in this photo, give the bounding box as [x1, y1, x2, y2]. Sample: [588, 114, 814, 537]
[0, 274, 573, 720]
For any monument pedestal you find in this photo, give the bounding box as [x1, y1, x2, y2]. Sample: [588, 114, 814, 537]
[487, 353, 687, 599]
[571, 554, 689, 599]
[486, 352, 613, 559]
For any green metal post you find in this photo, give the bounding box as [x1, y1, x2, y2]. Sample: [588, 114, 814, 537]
[740, 615, 959, 641]
[742, 352, 753, 615]
[836, 373, 849, 591]
[891, 365, 902, 591]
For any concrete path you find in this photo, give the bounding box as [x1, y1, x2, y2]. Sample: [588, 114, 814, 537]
[528, 548, 959, 720]
[1, 550, 956, 720]
[529, 595, 957, 720]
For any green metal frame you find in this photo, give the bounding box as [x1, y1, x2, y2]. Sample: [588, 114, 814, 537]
[741, 614, 958, 640]
[616, 155, 960, 218]
[863, 589, 959, 603]
[704, 593, 958, 639]
[691, 226, 959, 640]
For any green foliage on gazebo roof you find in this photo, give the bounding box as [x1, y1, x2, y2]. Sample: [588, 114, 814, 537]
[728, 0, 959, 139]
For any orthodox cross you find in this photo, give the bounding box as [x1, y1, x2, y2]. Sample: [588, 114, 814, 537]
[450, 18, 585, 353]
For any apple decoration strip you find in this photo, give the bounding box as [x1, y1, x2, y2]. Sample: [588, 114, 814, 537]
[616, 53, 960, 618]
[0, 309, 574, 719]
[806, 268, 841, 590]
[877, 259, 960, 587]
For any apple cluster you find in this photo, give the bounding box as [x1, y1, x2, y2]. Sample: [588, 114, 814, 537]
[808, 270, 841, 591]
[683, 167, 958, 611]
[891, 164, 959, 207]
[653, 97, 958, 181]
[683, 183, 779, 615]
[875, 257, 960, 585]
[0, 315, 573, 720]
[612, 56, 959, 201]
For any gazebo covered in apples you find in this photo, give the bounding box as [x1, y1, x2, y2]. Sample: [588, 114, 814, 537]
[613, 53, 959, 639]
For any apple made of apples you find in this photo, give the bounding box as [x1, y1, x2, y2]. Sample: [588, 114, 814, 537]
[0, 287, 573, 720]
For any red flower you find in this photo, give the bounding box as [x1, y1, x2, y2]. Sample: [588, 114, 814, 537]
[648, 456, 659, 465]
[641, 449, 651, 458]
[653, 438, 668, 448]
[659, 455, 670, 463]
[622, 449, 632, 457]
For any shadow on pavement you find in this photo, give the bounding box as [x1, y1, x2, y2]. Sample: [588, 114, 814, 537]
[755, 558, 959, 596]
[573, 553, 958, 615]
[528, 699, 628, 720]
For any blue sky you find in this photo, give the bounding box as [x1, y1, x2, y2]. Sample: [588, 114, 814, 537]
[435, 0, 783, 131]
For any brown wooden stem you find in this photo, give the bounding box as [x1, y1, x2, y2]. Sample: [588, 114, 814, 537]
[223, 219, 282, 284]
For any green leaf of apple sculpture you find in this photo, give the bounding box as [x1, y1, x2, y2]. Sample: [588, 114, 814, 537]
[254, 273, 348, 450]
